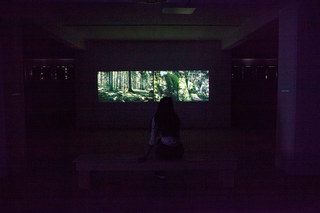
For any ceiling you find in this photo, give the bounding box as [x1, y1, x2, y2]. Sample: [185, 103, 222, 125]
[232, 19, 278, 58]
[0, 0, 286, 50]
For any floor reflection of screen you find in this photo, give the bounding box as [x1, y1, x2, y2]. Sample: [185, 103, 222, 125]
[97, 70, 209, 102]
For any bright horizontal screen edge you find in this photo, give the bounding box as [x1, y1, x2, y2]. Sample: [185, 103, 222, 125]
[97, 70, 209, 102]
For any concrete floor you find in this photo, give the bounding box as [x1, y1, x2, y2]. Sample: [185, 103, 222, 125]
[1, 128, 320, 213]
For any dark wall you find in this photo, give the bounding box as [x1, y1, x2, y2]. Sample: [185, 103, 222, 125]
[24, 60, 75, 132]
[22, 27, 76, 134]
[231, 59, 278, 128]
[76, 40, 231, 129]
[0, 21, 27, 175]
[21, 26, 76, 166]
[231, 20, 278, 129]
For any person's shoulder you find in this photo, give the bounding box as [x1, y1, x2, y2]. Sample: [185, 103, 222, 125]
[152, 116, 159, 127]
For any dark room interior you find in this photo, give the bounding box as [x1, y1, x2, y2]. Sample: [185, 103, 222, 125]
[1, 0, 320, 212]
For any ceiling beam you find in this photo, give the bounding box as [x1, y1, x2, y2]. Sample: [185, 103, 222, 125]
[66, 25, 238, 41]
[221, 6, 279, 49]
[45, 25, 85, 50]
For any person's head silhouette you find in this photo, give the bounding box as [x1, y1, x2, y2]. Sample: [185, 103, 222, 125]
[156, 97, 175, 116]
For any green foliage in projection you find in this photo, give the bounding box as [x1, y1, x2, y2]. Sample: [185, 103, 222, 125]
[165, 73, 180, 101]
[97, 70, 209, 102]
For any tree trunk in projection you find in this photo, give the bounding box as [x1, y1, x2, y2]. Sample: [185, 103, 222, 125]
[133, 72, 136, 89]
[153, 72, 156, 98]
[100, 72, 103, 87]
[106, 73, 108, 88]
[116, 72, 118, 89]
[115, 72, 117, 89]
[185, 71, 191, 96]
[124, 72, 126, 90]
[118, 72, 120, 89]
[103, 72, 107, 88]
[123, 72, 125, 90]
[146, 73, 149, 90]
[107, 72, 109, 89]
[121, 72, 124, 90]
[128, 71, 133, 92]
[108, 72, 111, 89]
[118, 72, 121, 89]
[110, 72, 113, 91]
[140, 72, 143, 90]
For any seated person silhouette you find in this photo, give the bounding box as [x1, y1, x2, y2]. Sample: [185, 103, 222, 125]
[139, 97, 184, 163]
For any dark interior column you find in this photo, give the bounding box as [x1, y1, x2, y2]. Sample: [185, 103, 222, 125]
[1, 21, 27, 175]
[0, 23, 8, 179]
[217, 50, 231, 127]
[276, 0, 320, 174]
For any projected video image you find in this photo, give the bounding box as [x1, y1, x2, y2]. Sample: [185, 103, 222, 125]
[97, 70, 209, 102]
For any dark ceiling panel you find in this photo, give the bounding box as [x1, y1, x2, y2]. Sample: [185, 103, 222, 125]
[232, 19, 278, 58]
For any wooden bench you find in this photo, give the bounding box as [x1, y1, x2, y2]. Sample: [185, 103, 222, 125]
[74, 154, 237, 189]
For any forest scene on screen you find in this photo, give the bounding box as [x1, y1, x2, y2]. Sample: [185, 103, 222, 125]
[97, 70, 209, 102]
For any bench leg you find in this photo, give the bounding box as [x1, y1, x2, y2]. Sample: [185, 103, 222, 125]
[219, 170, 235, 188]
[78, 170, 91, 189]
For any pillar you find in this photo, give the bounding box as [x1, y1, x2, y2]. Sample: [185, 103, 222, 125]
[276, 0, 320, 174]
[0, 19, 27, 175]
[0, 22, 8, 179]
